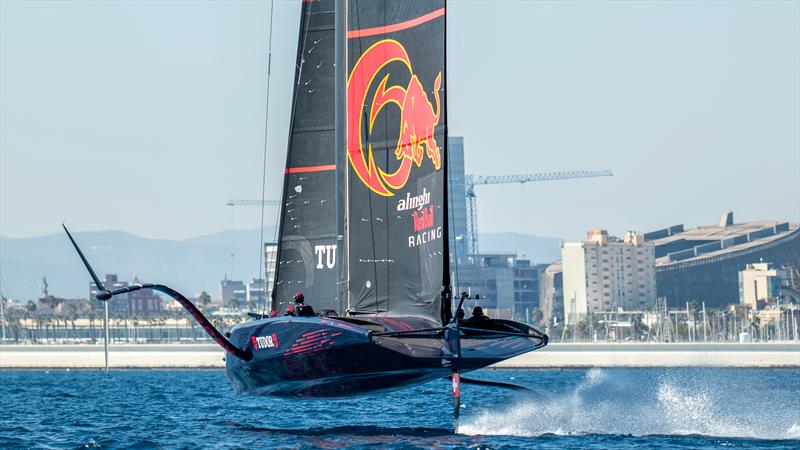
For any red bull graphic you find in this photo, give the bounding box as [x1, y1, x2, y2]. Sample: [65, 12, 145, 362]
[413, 205, 435, 232]
[347, 39, 442, 197]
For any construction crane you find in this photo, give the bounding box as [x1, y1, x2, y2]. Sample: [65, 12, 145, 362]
[226, 169, 613, 254]
[225, 199, 281, 207]
[465, 170, 613, 254]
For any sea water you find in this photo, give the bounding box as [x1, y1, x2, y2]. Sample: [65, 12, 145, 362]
[1, 368, 798, 449]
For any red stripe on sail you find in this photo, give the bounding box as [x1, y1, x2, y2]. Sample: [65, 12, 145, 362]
[284, 165, 336, 174]
[347, 8, 445, 39]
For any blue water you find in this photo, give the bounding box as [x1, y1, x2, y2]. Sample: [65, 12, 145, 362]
[1, 368, 798, 449]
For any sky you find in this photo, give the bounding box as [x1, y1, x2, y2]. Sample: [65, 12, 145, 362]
[1, 0, 798, 242]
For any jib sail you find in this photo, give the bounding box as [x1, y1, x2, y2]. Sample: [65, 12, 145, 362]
[344, 0, 449, 321]
[272, 0, 340, 314]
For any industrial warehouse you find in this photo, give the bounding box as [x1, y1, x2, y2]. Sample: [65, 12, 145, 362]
[648, 212, 799, 308]
[541, 212, 799, 327]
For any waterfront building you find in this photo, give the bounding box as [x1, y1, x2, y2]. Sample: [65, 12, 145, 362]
[89, 274, 161, 315]
[220, 279, 246, 309]
[245, 278, 267, 307]
[128, 277, 162, 314]
[447, 136, 469, 261]
[456, 253, 543, 323]
[540, 261, 563, 326]
[515, 260, 546, 321]
[562, 230, 657, 324]
[739, 263, 786, 309]
[646, 211, 799, 308]
[34, 296, 92, 316]
[90, 274, 129, 314]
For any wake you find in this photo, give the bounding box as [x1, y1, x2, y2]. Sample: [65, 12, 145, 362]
[459, 368, 800, 440]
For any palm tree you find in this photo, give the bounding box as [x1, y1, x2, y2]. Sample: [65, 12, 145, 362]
[145, 315, 156, 342]
[631, 314, 646, 341]
[750, 315, 762, 341]
[88, 311, 97, 344]
[196, 291, 212, 312]
[122, 313, 129, 343]
[529, 308, 544, 326]
[24, 301, 37, 342]
[67, 304, 79, 341]
[227, 297, 242, 311]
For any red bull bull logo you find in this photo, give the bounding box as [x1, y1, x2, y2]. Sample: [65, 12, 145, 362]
[347, 39, 442, 197]
[413, 205, 435, 232]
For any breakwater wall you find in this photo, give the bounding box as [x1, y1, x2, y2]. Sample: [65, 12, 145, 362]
[1, 342, 798, 369]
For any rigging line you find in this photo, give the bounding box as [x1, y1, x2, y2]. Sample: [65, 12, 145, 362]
[349, 0, 379, 316]
[381, 0, 392, 317]
[342, 0, 352, 315]
[443, 1, 458, 300]
[258, 0, 276, 315]
[377, 0, 390, 316]
[360, 2, 384, 316]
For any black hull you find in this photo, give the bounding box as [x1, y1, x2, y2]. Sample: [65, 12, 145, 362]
[225, 316, 546, 397]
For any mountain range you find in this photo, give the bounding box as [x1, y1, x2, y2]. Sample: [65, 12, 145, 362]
[0, 229, 562, 300]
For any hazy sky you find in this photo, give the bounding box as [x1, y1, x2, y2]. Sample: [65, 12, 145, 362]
[1, 0, 798, 242]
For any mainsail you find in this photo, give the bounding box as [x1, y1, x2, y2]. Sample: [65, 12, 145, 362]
[345, 0, 448, 320]
[273, 0, 449, 323]
[272, 0, 340, 314]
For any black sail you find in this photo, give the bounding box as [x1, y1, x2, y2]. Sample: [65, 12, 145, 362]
[345, 0, 448, 321]
[272, 0, 340, 314]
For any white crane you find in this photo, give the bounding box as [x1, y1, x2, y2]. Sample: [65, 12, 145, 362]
[465, 170, 612, 253]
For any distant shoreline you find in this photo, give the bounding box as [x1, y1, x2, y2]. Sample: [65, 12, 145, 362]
[2, 342, 798, 369]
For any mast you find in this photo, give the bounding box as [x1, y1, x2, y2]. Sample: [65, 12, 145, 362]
[440, 0, 451, 324]
[335, 0, 349, 314]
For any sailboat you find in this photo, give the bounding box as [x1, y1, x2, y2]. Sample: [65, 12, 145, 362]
[64, 0, 547, 426]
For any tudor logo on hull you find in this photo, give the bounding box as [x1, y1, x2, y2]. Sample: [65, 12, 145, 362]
[252, 333, 279, 350]
[347, 39, 443, 197]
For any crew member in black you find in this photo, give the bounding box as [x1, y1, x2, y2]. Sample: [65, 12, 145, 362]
[464, 306, 491, 327]
[290, 292, 315, 317]
[454, 308, 465, 324]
